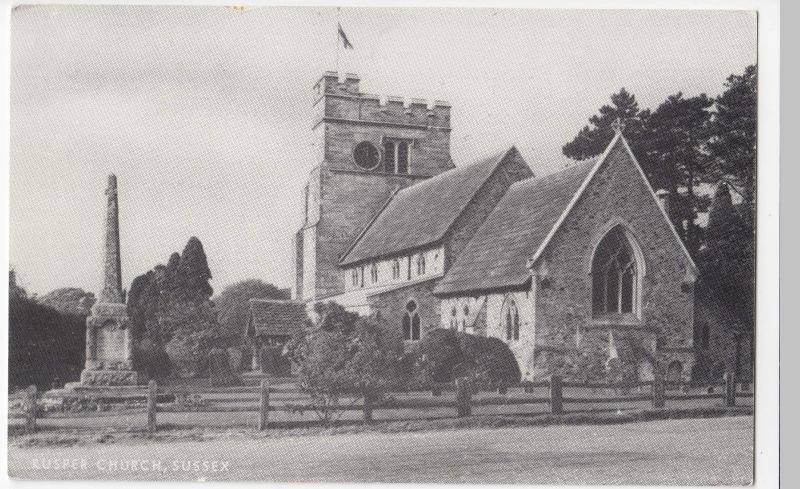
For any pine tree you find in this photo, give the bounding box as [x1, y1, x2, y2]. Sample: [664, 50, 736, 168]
[179, 237, 213, 302]
[707, 64, 757, 216]
[562, 88, 650, 161]
[644, 92, 714, 256]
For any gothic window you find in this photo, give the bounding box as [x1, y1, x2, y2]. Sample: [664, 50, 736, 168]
[591, 226, 642, 317]
[416, 254, 426, 276]
[450, 306, 457, 329]
[383, 139, 412, 174]
[402, 300, 421, 341]
[407, 256, 412, 280]
[370, 263, 379, 283]
[503, 299, 520, 341]
[354, 141, 380, 170]
[391, 259, 401, 280]
[359, 266, 365, 288]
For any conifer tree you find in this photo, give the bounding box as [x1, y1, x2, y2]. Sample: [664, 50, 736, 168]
[179, 237, 213, 302]
[562, 88, 650, 161]
[700, 183, 754, 326]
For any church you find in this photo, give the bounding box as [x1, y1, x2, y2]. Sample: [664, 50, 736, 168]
[292, 72, 697, 382]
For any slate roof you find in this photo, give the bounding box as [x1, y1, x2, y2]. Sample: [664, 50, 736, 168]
[340, 147, 521, 266]
[246, 299, 308, 337]
[434, 158, 598, 297]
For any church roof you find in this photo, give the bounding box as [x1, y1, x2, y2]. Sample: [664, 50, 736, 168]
[246, 299, 308, 337]
[339, 147, 521, 266]
[434, 158, 598, 297]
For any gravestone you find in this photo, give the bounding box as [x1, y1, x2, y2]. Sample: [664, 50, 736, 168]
[75, 175, 138, 386]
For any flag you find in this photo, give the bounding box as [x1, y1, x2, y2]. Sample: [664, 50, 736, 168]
[338, 22, 353, 49]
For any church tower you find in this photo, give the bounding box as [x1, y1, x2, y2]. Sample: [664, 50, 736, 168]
[295, 72, 454, 301]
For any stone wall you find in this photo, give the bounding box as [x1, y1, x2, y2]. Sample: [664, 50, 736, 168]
[367, 279, 441, 348]
[530, 138, 696, 381]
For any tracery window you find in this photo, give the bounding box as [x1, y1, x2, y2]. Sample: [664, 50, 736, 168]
[591, 226, 642, 317]
[383, 140, 411, 174]
[402, 300, 421, 341]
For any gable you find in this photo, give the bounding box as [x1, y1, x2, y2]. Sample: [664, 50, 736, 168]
[247, 299, 308, 337]
[339, 147, 528, 267]
[531, 134, 697, 273]
[434, 133, 696, 298]
[434, 158, 596, 297]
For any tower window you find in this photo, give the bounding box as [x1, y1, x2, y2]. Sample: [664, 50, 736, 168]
[383, 139, 411, 174]
[353, 141, 380, 170]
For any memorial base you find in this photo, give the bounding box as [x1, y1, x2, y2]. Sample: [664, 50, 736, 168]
[78, 369, 138, 386]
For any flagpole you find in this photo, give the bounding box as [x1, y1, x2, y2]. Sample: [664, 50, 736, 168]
[335, 7, 341, 73]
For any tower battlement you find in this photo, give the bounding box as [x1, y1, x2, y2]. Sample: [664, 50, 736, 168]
[313, 71, 451, 129]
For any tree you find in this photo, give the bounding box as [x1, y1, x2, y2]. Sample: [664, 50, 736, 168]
[179, 237, 213, 302]
[707, 64, 757, 212]
[9, 269, 85, 390]
[562, 88, 650, 162]
[644, 92, 714, 256]
[700, 183, 754, 326]
[127, 269, 161, 340]
[214, 279, 290, 342]
[38, 287, 96, 317]
[285, 303, 403, 423]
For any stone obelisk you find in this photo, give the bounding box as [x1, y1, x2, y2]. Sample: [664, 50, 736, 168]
[77, 174, 138, 386]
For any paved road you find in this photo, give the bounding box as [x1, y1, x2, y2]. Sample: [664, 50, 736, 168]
[8, 416, 753, 484]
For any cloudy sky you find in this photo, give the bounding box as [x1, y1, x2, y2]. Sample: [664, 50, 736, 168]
[10, 5, 756, 297]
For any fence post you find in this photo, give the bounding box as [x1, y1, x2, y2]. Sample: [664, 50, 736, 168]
[455, 377, 472, 417]
[652, 369, 665, 409]
[26, 385, 37, 433]
[549, 375, 563, 415]
[259, 379, 270, 431]
[724, 371, 736, 407]
[147, 380, 157, 434]
[363, 391, 373, 422]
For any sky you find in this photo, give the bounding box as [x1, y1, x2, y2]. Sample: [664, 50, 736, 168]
[9, 5, 756, 297]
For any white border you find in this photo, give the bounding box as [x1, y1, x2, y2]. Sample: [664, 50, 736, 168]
[2, 2, 779, 489]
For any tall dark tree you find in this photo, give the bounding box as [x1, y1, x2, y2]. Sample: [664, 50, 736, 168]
[179, 237, 213, 302]
[562, 88, 650, 161]
[700, 183, 754, 326]
[644, 92, 714, 256]
[127, 270, 161, 340]
[707, 64, 757, 216]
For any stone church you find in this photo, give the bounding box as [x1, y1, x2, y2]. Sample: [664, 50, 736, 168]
[293, 72, 697, 382]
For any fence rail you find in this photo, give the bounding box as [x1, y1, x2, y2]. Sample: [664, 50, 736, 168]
[9, 372, 752, 434]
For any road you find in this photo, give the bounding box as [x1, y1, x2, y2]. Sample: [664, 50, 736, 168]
[8, 416, 753, 484]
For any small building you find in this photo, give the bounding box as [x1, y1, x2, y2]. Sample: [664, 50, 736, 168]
[244, 299, 308, 375]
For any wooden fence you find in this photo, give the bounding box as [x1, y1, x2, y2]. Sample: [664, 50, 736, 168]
[9, 372, 752, 434]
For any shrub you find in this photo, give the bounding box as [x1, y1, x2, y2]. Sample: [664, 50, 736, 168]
[165, 331, 203, 379]
[417, 328, 521, 387]
[132, 338, 171, 380]
[288, 303, 402, 423]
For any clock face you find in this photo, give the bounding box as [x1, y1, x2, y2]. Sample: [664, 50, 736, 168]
[353, 141, 380, 170]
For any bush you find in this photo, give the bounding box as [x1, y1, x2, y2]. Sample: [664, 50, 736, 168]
[417, 328, 521, 387]
[132, 338, 171, 380]
[208, 347, 237, 386]
[165, 331, 203, 379]
[287, 303, 403, 423]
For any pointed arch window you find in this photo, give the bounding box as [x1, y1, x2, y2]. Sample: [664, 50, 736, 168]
[402, 300, 421, 341]
[503, 299, 520, 341]
[591, 226, 642, 317]
[370, 263, 379, 283]
[391, 259, 401, 280]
